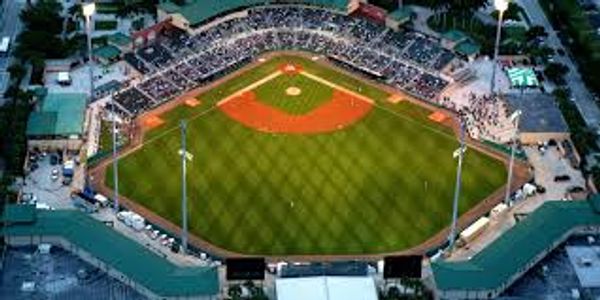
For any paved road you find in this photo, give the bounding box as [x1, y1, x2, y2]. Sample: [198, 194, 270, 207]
[518, 0, 600, 130]
[0, 0, 24, 104]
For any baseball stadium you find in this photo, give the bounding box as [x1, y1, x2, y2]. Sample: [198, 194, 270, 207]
[92, 51, 519, 258]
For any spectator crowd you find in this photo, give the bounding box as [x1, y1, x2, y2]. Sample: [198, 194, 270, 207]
[113, 6, 457, 116]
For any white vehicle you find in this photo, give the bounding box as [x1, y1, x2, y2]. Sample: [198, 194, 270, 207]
[93, 193, 109, 207]
[0, 37, 10, 54]
[35, 203, 51, 210]
[459, 217, 490, 246]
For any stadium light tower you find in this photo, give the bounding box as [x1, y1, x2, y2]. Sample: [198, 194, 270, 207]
[83, 2, 95, 101]
[490, 0, 509, 94]
[448, 120, 467, 251]
[504, 109, 522, 205]
[179, 120, 193, 254]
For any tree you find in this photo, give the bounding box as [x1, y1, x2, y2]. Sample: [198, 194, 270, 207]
[19, 0, 63, 35]
[7, 64, 26, 83]
[227, 285, 243, 300]
[526, 25, 548, 42]
[491, 2, 523, 21]
[544, 62, 569, 84]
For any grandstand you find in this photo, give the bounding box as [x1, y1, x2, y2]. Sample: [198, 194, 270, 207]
[114, 6, 457, 117]
[432, 197, 600, 299]
[2, 205, 219, 300]
[157, 0, 357, 30]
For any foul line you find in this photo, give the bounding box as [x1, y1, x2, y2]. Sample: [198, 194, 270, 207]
[216, 70, 283, 107]
[117, 106, 218, 160]
[300, 71, 374, 104]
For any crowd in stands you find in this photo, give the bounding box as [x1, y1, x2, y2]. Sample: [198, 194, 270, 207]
[458, 93, 514, 142]
[113, 6, 457, 116]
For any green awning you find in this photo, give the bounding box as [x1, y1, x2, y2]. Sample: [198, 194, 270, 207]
[388, 7, 412, 24]
[93, 45, 121, 61]
[506, 67, 539, 87]
[27, 93, 87, 137]
[454, 39, 481, 57]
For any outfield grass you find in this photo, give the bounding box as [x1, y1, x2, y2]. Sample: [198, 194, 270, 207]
[108, 56, 507, 255]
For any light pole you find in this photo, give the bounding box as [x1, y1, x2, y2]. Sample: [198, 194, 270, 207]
[504, 109, 522, 205]
[490, 0, 508, 95]
[179, 120, 193, 254]
[82, 2, 95, 101]
[448, 119, 466, 251]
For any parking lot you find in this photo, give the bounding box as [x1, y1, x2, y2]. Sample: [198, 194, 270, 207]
[450, 142, 588, 261]
[20, 152, 79, 210]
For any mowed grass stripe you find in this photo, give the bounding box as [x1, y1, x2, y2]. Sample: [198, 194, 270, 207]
[109, 57, 507, 255]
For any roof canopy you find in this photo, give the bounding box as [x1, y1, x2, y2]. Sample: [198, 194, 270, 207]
[159, 0, 350, 27]
[276, 276, 378, 300]
[27, 93, 87, 137]
[505, 93, 568, 133]
[433, 198, 600, 291]
[388, 7, 412, 23]
[3, 206, 219, 297]
[506, 67, 539, 87]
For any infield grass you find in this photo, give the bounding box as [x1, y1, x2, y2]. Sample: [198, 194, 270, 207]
[254, 74, 333, 115]
[107, 56, 507, 255]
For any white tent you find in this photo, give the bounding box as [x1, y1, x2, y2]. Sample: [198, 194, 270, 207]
[276, 276, 378, 300]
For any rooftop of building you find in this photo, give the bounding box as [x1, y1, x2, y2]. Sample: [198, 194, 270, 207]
[433, 196, 600, 291]
[158, 0, 350, 27]
[2, 206, 220, 297]
[26, 92, 87, 137]
[505, 93, 569, 133]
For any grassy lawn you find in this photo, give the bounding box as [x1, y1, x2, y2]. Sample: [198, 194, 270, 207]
[108, 56, 507, 255]
[99, 121, 112, 153]
[253, 74, 333, 115]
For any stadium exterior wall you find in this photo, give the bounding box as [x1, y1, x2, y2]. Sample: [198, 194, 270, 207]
[159, 2, 360, 35]
[4, 235, 218, 300]
[519, 132, 570, 145]
[27, 138, 83, 152]
[434, 225, 600, 300]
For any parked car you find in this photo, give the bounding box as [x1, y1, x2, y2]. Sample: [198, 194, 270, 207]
[554, 175, 571, 182]
[567, 186, 585, 193]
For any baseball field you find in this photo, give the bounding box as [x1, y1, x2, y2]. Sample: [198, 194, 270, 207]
[105, 55, 507, 255]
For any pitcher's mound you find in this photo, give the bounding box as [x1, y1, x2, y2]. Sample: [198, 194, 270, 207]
[286, 87, 302, 96]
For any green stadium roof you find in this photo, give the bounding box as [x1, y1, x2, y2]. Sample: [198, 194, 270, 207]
[159, 0, 349, 27]
[2, 207, 219, 297]
[454, 39, 481, 57]
[93, 44, 121, 61]
[442, 30, 468, 43]
[107, 32, 132, 47]
[433, 197, 600, 291]
[27, 93, 87, 137]
[388, 7, 412, 24]
[2, 205, 37, 224]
